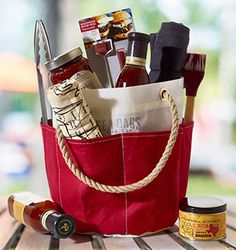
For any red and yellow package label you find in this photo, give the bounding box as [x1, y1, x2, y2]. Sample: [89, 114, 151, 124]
[179, 210, 226, 240]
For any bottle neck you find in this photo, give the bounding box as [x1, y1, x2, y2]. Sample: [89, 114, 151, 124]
[125, 56, 146, 67]
[41, 210, 55, 231]
[126, 39, 148, 67]
[41, 210, 75, 238]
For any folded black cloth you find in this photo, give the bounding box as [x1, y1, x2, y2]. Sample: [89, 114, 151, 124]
[149, 22, 190, 83]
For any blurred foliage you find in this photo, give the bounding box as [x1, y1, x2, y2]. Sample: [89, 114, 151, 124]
[10, 93, 37, 112]
[197, 50, 219, 105]
[0, 0, 47, 115]
[0, 176, 30, 196]
[77, 0, 168, 33]
[0, 0, 45, 58]
[232, 119, 236, 144]
[187, 175, 236, 195]
[77, 0, 219, 32]
[184, 0, 219, 27]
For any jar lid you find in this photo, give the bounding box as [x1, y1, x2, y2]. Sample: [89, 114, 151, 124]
[45, 47, 83, 71]
[179, 196, 227, 214]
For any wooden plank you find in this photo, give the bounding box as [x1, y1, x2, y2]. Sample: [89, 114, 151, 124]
[225, 197, 236, 212]
[227, 213, 236, 230]
[167, 225, 229, 250]
[59, 235, 93, 250]
[228, 210, 236, 218]
[16, 227, 51, 250]
[219, 240, 236, 250]
[103, 237, 138, 250]
[49, 236, 60, 249]
[220, 227, 236, 248]
[0, 210, 21, 249]
[143, 233, 185, 250]
[179, 238, 229, 250]
[3, 224, 25, 249]
[133, 237, 152, 250]
[91, 235, 106, 249]
[167, 230, 198, 250]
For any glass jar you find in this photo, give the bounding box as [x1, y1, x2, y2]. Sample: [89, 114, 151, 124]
[179, 196, 226, 240]
[45, 47, 101, 88]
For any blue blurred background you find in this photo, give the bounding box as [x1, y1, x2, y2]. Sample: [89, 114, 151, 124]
[0, 0, 236, 196]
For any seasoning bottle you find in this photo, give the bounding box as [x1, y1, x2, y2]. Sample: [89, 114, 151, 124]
[115, 32, 150, 87]
[179, 196, 226, 241]
[8, 192, 76, 238]
[45, 47, 101, 88]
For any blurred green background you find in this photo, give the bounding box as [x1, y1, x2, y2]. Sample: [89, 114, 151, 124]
[0, 0, 236, 197]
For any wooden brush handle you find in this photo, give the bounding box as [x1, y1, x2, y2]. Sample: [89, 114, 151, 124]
[184, 96, 195, 124]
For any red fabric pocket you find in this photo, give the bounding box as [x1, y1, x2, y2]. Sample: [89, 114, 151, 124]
[41, 123, 193, 235]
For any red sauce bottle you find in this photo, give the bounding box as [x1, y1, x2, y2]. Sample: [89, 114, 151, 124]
[8, 192, 75, 238]
[115, 32, 150, 87]
[45, 47, 101, 88]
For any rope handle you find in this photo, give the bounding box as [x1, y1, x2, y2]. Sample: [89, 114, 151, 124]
[56, 89, 179, 193]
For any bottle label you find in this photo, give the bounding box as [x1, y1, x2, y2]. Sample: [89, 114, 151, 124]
[126, 56, 146, 67]
[41, 210, 55, 230]
[179, 210, 226, 240]
[70, 70, 102, 89]
[12, 192, 45, 225]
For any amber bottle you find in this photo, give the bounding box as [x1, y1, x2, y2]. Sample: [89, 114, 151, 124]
[115, 32, 150, 87]
[8, 192, 75, 238]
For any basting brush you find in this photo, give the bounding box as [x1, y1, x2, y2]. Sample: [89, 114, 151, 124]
[183, 53, 206, 124]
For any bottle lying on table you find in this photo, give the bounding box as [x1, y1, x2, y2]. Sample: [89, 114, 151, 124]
[8, 192, 76, 238]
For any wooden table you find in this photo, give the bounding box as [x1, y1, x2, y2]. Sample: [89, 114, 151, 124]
[1, 197, 236, 250]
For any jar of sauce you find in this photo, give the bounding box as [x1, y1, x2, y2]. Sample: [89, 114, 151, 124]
[179, 196, 226, 240]
[45, 47, 101, 88]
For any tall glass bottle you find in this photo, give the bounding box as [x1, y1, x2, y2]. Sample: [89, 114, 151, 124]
[8, 192, 76, 238]
[115, 32, 150, 87]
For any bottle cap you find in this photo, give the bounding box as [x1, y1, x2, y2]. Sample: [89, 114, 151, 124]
[126, 32, 150, 63]
[45, 47, 83, 71]
[45, 212, 76, 238]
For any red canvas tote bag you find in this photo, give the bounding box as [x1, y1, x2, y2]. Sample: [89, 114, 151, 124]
[41, 89, 193, 235]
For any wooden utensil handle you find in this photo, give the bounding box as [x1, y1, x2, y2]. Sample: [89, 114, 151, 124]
[184, 96, 195, 124]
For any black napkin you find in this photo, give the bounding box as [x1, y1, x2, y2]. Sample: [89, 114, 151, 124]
[149, 22, 190, 83]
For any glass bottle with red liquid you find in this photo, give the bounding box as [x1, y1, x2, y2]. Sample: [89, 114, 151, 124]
[115, 32, 150, 87]
[8, 192, 76, 238]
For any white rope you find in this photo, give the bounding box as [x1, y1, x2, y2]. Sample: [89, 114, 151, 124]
[56, 89, 179, 193]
